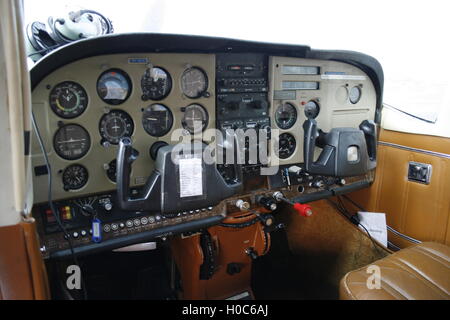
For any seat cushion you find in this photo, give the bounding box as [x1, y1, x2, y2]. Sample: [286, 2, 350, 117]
[340, 242, 450, 300]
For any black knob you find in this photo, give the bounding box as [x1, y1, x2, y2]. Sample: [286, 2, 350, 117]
[150, 141, 169, 160]
[81, 204, 96, 216]
[257, 196, 277, 211]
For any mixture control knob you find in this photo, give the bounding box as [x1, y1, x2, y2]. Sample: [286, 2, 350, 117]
[271, 192, 313, 218]
[235, 199, 250, 212]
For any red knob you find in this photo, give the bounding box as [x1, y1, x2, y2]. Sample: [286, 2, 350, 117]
[293, 203, 313, 217]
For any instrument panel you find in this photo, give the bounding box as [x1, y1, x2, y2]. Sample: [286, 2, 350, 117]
[31, 49, 379, 259]
[31, 53, 376, 204]
[31, 54, 216, 203]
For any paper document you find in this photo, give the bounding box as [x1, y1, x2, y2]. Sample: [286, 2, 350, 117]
[179, 158, 203, 198]
[357, 211, 388, 247]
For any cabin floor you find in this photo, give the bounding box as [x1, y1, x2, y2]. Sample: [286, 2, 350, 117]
[252, 200, 389, 300]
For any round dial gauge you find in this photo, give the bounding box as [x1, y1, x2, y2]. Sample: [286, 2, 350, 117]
[277, 133, 296, 159]
[49, 81, 88, 119]
[182, 104, 208, 134]
[349, 86, 362, 104]
[106, 159, 117, 183]
[181, 67, 208, 98]
[99, 110, 134, 145]
[53, 124, 91, 160]
[142, 104, 173, 137]
[275, 103, 297, 129]
[304, 101, 320, 119]
[141, 67, 172, 101]
[62, 164, 89, 191]
[97, 69, 132, 105]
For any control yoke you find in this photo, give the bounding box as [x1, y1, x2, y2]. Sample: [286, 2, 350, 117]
[116, 138, 242, 214]
[303, 119, 377, 177]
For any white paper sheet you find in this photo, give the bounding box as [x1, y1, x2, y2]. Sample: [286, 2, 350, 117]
[179, 158, 203, 198]
[357, 211, 388, 247]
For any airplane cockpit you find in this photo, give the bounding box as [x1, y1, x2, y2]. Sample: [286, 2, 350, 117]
[0, 1, 448, 303]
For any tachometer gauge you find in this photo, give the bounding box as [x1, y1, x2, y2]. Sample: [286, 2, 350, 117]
[141, 67, 172, 101]
[62, 164, 89, 191]
[53, 124, 91, 160]
[304, 100, 320, 119]
[99, 110, 134, 145]
[142, 104, 173, 137]
[49, 81, 88, 119]
[277, 133, 296, 159]
[97, 69, 132, 105]
[349, 86, 362, 104]
[182, 104, 208, 134]
[181, 67, 208, 98]
[275, 103, 297, 129]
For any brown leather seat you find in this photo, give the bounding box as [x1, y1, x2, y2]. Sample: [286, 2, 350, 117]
[340, 242, 450, 300]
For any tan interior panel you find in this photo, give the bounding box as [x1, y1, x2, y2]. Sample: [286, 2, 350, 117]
[0, 221, 50, 300]
[349, 129, 450, 247]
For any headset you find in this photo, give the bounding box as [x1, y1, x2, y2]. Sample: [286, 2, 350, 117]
[26, 9, 113, 62]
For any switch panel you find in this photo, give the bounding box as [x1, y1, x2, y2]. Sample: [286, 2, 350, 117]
[408, 162, 432, 185]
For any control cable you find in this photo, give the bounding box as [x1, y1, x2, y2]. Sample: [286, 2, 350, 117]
[31, 112, 88, 300]
[327, 196, 384, 258]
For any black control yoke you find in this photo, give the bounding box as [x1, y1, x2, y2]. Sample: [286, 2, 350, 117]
[303, 119, 377, 177]
[116, 138, 243, 214]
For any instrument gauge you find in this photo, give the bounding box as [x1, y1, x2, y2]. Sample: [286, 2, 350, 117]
[181, 67, 208, 98]
[53, 124, 91, 160]
[141, 67, 172, 101]
[349, 86, 362, 104]
[304, 101, 320, 119]
[277, 133, 296, 159]
[99, 110, 134, 145]
[142, 104, 174, 137]
[97, 69, 132, 105]
[182, 104, 209, 134]
[62, 164, 89, 191]
[275, 103, 297, 129]
[49, 81, 88, 119]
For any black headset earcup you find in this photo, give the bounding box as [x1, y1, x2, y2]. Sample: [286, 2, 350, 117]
[26, 22, 46, 52]
[26, 21, 58, 52]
